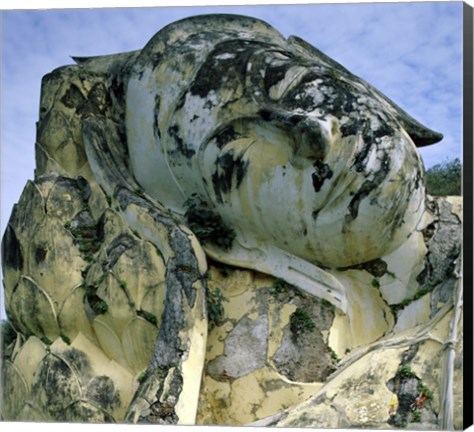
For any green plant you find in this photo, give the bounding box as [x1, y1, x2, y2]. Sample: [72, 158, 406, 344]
[60, 333, 71, 345]
[371, 278, 380, 289]
[138, 310, 158, 326]
[184, 195, 236, 250]
[273, 278, 288, 292]
[64, 221, 72, 230]
[84, 284, 96, 297]
[391, 299, 412, 314]
[271, 278, 296, 297]
[330, 348, 340, 363]
[391, 285, 434, 314]
[386, 270, 397, 279]
[425, 158, 461, 196]
[138, 369, 149, 383]
[83, 254, 94, 263]
[206, 286, 227, 327]
[96, 272, 107, 285]
[119, 280, 127, 289]
[413, 285, 432, 302]
[396, 364, 418, 379]
[83, 285, 108, 315]
[290, 307, 316, 334]
[93, 300, 108, 315]
[418, 382, 433, 401]
[40, 336, 53, 346]
[217, 264, 233, 277]
[412, 409, 421, 423]
[321, 299, 335, 311]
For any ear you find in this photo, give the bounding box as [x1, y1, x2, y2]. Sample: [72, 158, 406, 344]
[385, 104, 443, 147]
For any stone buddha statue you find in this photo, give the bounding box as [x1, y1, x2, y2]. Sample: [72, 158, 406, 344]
[2, 14, 462, 429]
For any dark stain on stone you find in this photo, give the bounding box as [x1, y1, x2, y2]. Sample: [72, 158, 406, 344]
[175, 93, 186, 111]
[61, 400, 114, 423]
[106, 233, 138, 270]
[1, 225, 23, 271]
[259, 108, 305, 127]
[311, 160, 333, 193]
[75, 176, 92, 202]
[62, 348, 93, 380]
[329, 87, 358, 119]
[110, 75, 126, 107]
[353, 120, 397, 173]
[264, 61, 295, 93]
[211, 149, 249, 203]
[189, 39, 262, 98]
[259, 108, 273, 122]
[341, 258, 388, 277]
[422, 221, 436, 243]
[351, 124, 374, 173]
[414, 165, 423, 192]
[85, 375, 121, 410]
[344, 151, 391, 227]
[87, 82, 111, 115]
[153, 94, 161, 140]
[32, 354, 80, 416]
[344, 180, 376, 224]
[373, 120, 395, 139]
[340, 116, 366, 138]
[61, 84, 86, 110]
[148, 52, 162, 69]
[212, 125, 241, 149]
[34, 245, 47, 264]
[168, 124, 195, 158]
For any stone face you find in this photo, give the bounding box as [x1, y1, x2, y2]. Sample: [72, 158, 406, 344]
[1, 13, 462, 430]
[121, 15, 444, 312]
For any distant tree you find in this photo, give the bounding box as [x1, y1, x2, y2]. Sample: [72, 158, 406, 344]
[425, 158, 462, 196]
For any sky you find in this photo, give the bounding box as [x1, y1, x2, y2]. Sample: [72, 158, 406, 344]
[0, 1, 465, 319]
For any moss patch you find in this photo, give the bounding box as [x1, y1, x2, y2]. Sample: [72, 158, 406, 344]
[184, 194, 236, 250]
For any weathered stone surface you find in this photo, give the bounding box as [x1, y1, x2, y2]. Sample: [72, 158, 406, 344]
[207, 315, 268, 379]
[1, 13, 462, 430]
[2, 171, 207, 423]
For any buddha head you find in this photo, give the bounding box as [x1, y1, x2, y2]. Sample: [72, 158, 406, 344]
[124, 14, 442, 268]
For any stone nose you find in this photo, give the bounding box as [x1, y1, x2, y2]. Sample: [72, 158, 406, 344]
[290, 116, 330, 161]
[258, 108, 329, 162]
